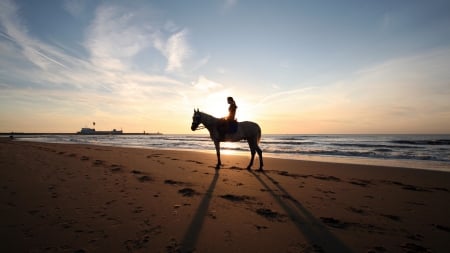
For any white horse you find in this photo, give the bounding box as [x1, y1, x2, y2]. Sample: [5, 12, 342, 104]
[191, 109, 263, 170]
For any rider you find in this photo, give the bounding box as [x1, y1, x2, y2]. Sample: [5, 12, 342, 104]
[219, 97, 237, 140]
[226, 97, 237, 121]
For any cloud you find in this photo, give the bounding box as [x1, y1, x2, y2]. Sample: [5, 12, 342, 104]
[0, 0, 70, 71]
[256, 48, 450, 133]
[0, 1, 189, 119]
[63, 0, 86, 18]
[192, 75, 223, 91]
[154, 29, 191, 72]
[85, 4, 154, 71]
[223, 0, 238, 10]
[85, 3, 191, 73]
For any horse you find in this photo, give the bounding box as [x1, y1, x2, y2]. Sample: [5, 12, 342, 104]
[191, 109, 263, 170]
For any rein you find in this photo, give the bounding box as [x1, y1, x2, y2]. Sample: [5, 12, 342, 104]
[194, 125, 206, 130]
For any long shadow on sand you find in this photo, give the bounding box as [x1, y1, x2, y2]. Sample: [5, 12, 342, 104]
[179, 169, 219, 253]
[250, 170, 353, 253]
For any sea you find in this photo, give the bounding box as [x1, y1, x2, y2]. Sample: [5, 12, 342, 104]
[14, 134, 450, 172]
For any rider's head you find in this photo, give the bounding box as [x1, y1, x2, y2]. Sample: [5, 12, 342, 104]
[227, 97, 234, 104]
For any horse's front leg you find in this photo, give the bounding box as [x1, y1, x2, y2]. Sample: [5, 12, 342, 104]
[214, 141, 221, 169]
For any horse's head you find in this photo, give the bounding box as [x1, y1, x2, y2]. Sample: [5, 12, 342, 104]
[191, 109, 202, 131]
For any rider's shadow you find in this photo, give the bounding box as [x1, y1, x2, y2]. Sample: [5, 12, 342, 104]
[249, 170, 353, 253]
[179, 169, 219, 252]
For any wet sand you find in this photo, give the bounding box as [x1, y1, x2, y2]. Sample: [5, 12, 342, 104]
[1, 138, 449, 252]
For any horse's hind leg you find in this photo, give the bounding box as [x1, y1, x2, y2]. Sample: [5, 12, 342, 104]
[214, 141, 222, 169]
[247, 148, 256, 170]
[247, 140, 256, 170]
[256, 145, 263, 170]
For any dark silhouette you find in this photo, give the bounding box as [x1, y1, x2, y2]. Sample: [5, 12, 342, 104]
[191, 109, 263, 170]
[226, 96, 237, 121]
[219, 97, 238, 140]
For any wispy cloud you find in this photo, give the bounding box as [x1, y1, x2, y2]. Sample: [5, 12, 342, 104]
[0, 0, 70, 71]
[154, 28, 191, 72]
[85, 4, 153, 71]
[192, 75, 222, 91]
[256, 48, 450, 133]
[0, 0, 197, 132]
[62, 0, 86, 18]
[223, 0, 238, 10]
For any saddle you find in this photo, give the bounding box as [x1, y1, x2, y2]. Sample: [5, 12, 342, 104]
[218, 119, 238, 139]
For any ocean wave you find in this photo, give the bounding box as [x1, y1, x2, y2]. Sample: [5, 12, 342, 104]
[331, 143, 419, 149]
[261, 149, 449, 162]
[391, 139, 450, 145]
[261, 141, 316, 145]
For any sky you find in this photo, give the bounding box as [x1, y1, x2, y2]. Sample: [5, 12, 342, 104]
[1, 0, 450, 134]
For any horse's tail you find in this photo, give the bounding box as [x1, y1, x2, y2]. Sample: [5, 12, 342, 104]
[257, 124, 262, 144]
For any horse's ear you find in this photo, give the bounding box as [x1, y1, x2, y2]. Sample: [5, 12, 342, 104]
[196, 108, 199, 112]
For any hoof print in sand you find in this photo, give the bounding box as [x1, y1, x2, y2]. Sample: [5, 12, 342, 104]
[93, 160, 104, 166]
[320, 217, 349, 229]
[80, 156, 89, 161]
[186, 159, 203, 164]
[255, 225, 268, 230]
[178, 188, 197, 197]
[256, 208, 286, 222]
[348, 179, 373, 187]
[400, 243, 431, 253]
[312, 175, 341, 182]
[138, 175, 152, 182]
[110, 165, 122, 172]
[220, 194, 253, 202]
[380, 214, 401, 221]
[164, 179, 189, 186]
[433, 224, 450, 233]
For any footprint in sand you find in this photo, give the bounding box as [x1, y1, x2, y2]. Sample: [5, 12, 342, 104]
[348, 179, 373, 187]
[347, 206, 366, 215]
[256, 208, 287, 222]
[109, 165, 123, 172]
[312, 175, 341, 182]
[400, 243, 431, 253]
[186, 159, 204, 165]
[178, 188, 197, 197]
[320, 217, 350, 229]
[137, 175, 152, 182]
[433, 224, 450, 233]
[220, 194, 254, 203]
[93, 160, 104, 166]
[380, 214, 401, 221]
[164, 179, 190, 186]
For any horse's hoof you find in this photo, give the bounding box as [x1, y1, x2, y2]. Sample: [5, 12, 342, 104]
[246, 167, 251, 170]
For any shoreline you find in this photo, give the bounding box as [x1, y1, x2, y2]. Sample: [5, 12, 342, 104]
[12, 136, 450, 172]
[1, 138, 450, 252]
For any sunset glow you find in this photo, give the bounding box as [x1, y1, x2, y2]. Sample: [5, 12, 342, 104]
[1, 0, 449, 134]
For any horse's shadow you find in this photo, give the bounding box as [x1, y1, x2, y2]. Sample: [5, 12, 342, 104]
[179, 168, 219, 252]
[178, 167, 352, 252]
[249, 170, 353, 253]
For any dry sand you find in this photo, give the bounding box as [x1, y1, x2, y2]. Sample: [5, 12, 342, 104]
[1, 138, 449, 252]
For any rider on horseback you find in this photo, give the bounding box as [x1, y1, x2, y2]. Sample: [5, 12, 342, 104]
[219, 97, 238, 140]
[227, 97, 237, 121]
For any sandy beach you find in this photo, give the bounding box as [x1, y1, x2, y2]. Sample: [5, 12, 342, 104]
[1, 138, 449, 253]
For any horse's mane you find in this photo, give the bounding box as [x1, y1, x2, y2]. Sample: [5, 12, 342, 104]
[199, 111, 219, 121]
